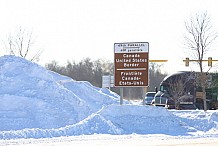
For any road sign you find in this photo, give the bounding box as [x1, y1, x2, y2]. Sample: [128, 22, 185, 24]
[102, 75, 114, 88]
[114, 42, 149, 87]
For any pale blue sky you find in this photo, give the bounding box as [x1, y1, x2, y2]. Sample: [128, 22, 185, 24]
[0, 0, 217, 73]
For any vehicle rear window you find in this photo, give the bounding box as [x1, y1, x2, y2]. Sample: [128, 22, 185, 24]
[146, 93, 155, 96]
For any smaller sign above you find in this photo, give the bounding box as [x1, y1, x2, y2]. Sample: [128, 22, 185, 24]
[114, 42, 148, 53]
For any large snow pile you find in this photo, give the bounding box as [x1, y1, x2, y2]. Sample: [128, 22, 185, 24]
[0, 55, 118, 131]
[0, 55, 217, 139]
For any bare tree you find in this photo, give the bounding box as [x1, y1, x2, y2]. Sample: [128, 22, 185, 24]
[5, 27, 42, 62]
[184, 12, 218, 110]
[167, 72, 195, 109]
[45, 60, 65, 74]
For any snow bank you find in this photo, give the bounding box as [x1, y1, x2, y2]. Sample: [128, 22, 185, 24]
[0, 105, 185, 139]
[172, 110, 218, 136]
[0, 55, 217, 139]
[2, 104, 217, 139]
[100, 105, 187, 135]
[0, 55, 118, 132]
[60, 80, 120, 112]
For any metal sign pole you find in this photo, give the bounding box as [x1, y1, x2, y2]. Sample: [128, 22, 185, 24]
[109, 75, 111, 90]
[120, 87, 123, 105]
[142, 87, 147, 105]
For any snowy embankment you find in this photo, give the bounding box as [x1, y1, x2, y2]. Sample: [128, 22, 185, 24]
[3, 105, 218, 139]
[0, 55, 217, 139]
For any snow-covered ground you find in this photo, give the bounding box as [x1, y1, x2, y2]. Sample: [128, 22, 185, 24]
[1, 134, 218, 146]
[0, 55, 217, 145]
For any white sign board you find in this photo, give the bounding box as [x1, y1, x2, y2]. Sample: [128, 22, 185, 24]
[102, 75, 114, 88]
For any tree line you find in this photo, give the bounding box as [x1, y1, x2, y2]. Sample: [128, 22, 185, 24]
[45, 59, 167, 100]
[3, 27, 168, 100]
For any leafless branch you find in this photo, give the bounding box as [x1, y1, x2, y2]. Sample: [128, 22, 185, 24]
[5, 27, 42, 62]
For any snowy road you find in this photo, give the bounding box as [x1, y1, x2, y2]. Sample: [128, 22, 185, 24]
[1, 135, 218, 146]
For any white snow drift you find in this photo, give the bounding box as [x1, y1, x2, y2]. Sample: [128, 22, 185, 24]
[0, 55, 217, 139]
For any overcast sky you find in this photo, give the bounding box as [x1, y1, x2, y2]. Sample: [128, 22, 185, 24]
[0, 0, 218, 73]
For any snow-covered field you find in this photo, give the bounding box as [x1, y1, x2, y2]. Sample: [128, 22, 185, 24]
[0, 55, 217, 145]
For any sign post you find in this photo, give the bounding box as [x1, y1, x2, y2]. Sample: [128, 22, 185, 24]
[114, 42, 149, 104]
